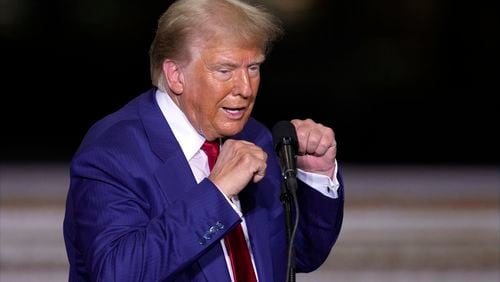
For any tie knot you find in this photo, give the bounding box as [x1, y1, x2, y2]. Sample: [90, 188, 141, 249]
[201, 140, 220, 170]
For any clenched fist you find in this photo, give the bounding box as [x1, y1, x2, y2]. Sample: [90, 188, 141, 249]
[208, 139, 267, 198]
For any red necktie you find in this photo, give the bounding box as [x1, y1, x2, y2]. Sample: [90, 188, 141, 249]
[201, 140, 258, 282]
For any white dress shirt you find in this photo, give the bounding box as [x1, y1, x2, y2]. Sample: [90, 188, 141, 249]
[155, 89, 340, 281]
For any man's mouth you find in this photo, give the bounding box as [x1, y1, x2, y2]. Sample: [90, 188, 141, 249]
[223, 107, 244, 112]
[222, 107, 246, 119]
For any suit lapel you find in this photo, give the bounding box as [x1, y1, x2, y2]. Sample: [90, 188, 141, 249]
[232, 119, 279, 281]
[139, 90, 197, 203]
[138, 90, 231, 281]
[138, 89, 179, 164]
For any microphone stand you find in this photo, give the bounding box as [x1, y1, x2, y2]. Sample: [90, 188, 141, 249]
[280, 174, 298, 282]
[273, 128, 300, 282]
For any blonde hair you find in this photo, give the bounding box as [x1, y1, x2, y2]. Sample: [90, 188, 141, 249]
[149, 0, 283, 91]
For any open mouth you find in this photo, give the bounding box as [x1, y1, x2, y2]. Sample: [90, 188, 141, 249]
[223, 107, 245, 113]
[222, 107, 246, 119]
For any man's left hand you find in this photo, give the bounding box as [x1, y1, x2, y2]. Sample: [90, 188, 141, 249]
[291, 119, 337, 178]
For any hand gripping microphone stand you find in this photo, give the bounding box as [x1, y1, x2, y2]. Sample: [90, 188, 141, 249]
[272, 121, 299, 282]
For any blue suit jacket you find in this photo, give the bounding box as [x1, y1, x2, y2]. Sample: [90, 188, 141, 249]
[63, 88, 344, 281]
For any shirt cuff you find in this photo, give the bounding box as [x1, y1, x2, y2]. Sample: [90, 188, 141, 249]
[223, 194, 243, 218]
[208, 179, 243, 218]
[296, 160, 340, 199]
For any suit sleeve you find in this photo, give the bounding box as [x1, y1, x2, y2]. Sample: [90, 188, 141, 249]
[64, 148, 240, 281]
[253, 123, 344, 274]
[293, 169, 344, 273]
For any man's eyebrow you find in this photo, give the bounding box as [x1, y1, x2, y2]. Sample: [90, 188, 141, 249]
[212, 61, 263, 69]
[209, 55, 265, 68]
[214, 61, 239, 68]
[250, 60, 265, 66]
[253, 56, 266, 65]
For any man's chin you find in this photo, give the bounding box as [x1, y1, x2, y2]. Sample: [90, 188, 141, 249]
[218, 121, 247, 137]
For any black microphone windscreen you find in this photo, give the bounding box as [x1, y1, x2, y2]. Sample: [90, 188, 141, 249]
[272, 120, 298, 152]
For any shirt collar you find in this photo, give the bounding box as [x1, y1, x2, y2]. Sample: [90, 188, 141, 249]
[156, 89, 205, 161]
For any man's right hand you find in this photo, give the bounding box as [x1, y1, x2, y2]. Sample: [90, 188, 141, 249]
[208, 139, 267, 198]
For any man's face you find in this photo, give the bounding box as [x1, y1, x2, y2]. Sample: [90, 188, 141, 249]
[176, 41, 265, 140]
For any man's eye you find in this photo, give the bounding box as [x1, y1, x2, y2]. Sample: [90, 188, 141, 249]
[214, 69, 232, 80]
[249, 66, 260, 76]
[218, 69, 230, 74]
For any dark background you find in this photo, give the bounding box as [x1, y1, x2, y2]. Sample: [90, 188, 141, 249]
[1, 0, 498, 165]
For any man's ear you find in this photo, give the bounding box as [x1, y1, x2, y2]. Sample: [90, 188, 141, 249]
[162, 60, 184, 94]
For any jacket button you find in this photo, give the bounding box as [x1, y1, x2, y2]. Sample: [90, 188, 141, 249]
[215, 221, 224, 229]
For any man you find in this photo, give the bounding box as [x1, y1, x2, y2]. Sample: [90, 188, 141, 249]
[63, 0, 344, 281]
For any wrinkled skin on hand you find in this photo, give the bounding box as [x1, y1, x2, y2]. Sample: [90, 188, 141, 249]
[291, 119, 337, 178]
[208, 139, 267, 198]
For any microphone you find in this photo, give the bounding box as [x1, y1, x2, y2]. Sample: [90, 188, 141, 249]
[272, 120, 299, 282]
[272, 120, 298, 188]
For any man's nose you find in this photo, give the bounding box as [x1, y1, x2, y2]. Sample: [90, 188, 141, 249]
[234, 69, 253, 97]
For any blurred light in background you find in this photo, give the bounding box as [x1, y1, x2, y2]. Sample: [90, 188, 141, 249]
[260, 0, 319, 27]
